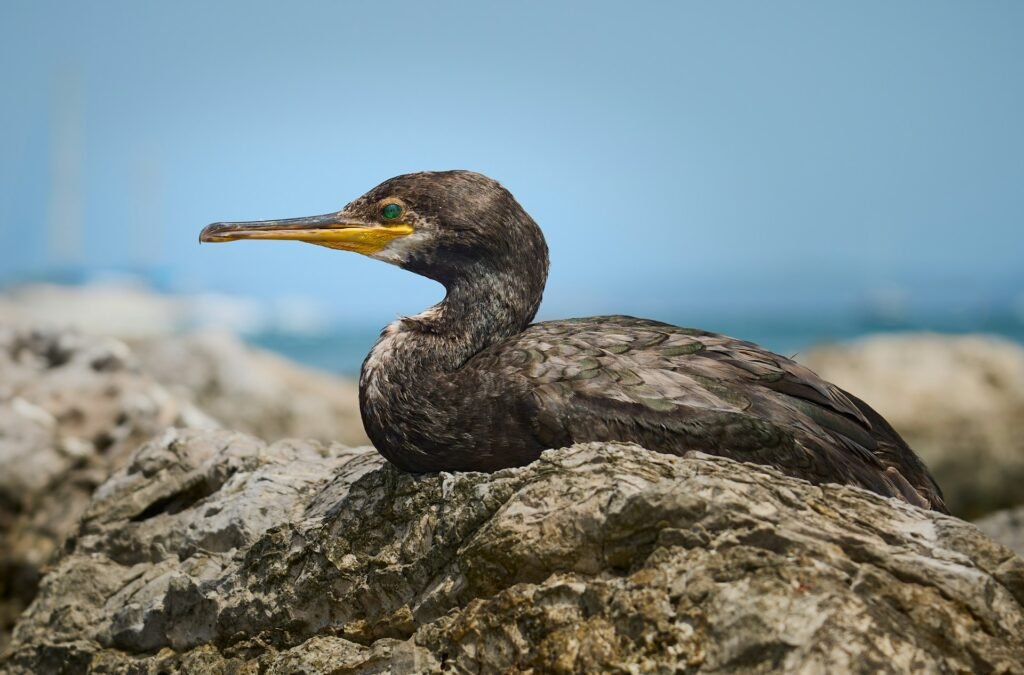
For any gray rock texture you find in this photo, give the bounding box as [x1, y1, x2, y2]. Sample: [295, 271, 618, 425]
[131, 331, 367, 446]
[4, 431, 1022, 674]
[801, 333, 1024, 518]
[0, 283, 367, 446]
[977, 506, 1024, 558]
[0, 324, 369, 650]
[0, 326, 214, 650]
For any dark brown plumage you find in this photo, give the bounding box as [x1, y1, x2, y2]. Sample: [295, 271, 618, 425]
[201, 170, 947, 512]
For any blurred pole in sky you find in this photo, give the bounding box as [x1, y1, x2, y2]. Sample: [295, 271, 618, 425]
[129, 156, 164, 275]
[46, 68, 84, 271]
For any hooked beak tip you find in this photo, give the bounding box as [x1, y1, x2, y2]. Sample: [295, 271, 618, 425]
[199, 222, 244, 244]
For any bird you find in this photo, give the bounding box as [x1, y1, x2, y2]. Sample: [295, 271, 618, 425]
[200, 170, 947, 512]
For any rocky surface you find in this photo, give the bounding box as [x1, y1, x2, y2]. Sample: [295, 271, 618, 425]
[0, 326, 214, 650]
[0, 325, 366, 651]
[977, 506, 1024, 559]
[801, 333, 1024, 518]
[4, 307, 1024, 672]
[131, 331, 367, 446]
[3, 432, 1022, 674]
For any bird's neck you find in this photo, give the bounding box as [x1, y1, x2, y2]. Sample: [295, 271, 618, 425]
[359, 260, 546, 471]
[360, 258, 546, 410]
[393, 260, 545, 370]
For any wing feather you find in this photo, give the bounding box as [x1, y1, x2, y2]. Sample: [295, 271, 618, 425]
[469, 315, 946, 512]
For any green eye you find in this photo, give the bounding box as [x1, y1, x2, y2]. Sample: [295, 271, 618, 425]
[381, 203, 403, 220]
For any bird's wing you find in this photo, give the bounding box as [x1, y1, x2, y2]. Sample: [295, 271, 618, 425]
[471, 315, 946, 511]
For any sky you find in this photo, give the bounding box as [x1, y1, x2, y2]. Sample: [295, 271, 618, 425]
[1, 1, 1022, 329]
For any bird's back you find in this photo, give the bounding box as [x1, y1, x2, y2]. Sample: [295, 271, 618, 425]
[467, 315, 947, 512]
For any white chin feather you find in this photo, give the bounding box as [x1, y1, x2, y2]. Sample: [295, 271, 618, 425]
[371, 229, 431, 265]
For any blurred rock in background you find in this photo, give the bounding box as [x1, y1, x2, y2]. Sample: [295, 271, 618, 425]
[0, 281, 335, 340]
[0, 282, 186, 339]
[0, 283, 367, 446]
[977, 507, 1024, 558]
[802, 333, 1024, 519]
[131, 331, 365, 447]
[0, 326, 214, 649]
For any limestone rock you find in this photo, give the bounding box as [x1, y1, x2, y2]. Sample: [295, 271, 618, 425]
[4, 431, 1022, 673]
[801, 333, 1024, 518]
[977, 506, 1024, 558]
[131, 331, 367, 446]
[0, 326, 215, 650]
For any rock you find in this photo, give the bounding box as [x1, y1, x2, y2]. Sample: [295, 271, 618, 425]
[0, 326, 215, 650]
[0, 281, 330, 338]
[0, 283, 368, 445]
[0, 283, 187, 339]
[977, 507, 1024, 558]
[131, 331, 367, 446]
[4, 432, 1022, 673]
[800, 333, 1024, 518]
[0, 322, 367, 650]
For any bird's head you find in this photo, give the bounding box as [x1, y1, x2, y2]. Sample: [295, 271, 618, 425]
[200, 170, 548, 287]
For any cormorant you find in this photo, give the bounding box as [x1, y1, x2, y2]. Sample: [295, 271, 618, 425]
[200, 170, 947, 512]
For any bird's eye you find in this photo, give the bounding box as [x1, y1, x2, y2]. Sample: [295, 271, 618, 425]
[381, 203, 403, 221]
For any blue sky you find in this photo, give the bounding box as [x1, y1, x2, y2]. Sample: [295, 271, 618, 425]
[1, 1, 1022, 327]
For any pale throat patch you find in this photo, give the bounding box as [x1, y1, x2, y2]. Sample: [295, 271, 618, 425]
[371, 226, 432, 264]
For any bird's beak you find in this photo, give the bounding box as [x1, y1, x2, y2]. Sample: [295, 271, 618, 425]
[199, 212, 413, 255]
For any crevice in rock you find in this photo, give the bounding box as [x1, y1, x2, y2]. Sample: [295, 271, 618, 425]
[129, 480, 220, 523]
